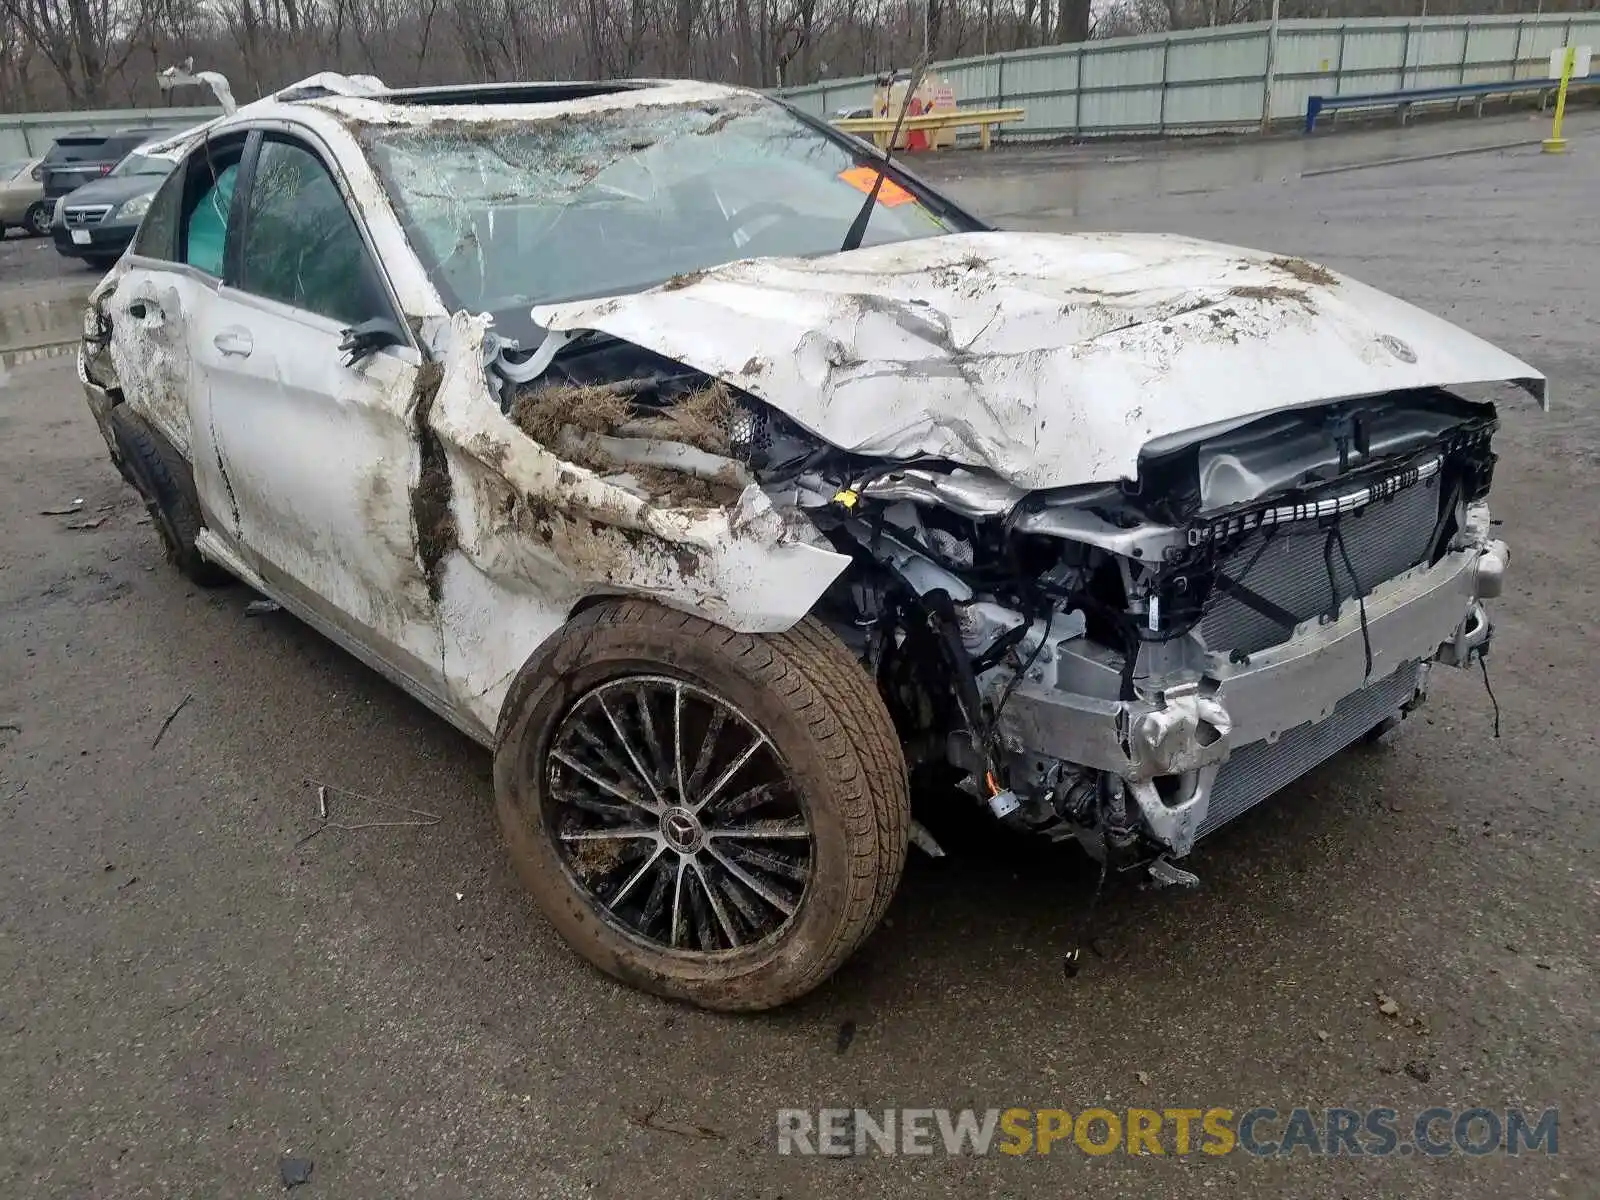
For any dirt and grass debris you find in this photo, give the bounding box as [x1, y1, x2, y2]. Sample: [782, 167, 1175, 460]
[410, 359, 455, 601]
[1268, 256, 1338, 287]
[510, 381, 634, 444]
[510, 379, 745, 506]
[629, 463, 746, 508]
[632, 382, 736, 457]
[1229, 283, 1312, 307]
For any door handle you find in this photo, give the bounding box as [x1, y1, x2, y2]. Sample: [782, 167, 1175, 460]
[213, 328, 254, 358]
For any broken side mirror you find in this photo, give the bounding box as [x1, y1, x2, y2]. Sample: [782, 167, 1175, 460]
[339, 317, 406, 367]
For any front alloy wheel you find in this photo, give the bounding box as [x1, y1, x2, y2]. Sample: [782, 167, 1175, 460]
[548, 676, 812, 953]
[493, 600, 910, 1011]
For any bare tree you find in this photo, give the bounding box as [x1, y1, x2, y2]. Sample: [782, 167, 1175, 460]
[0, 0, 1584, 114]
[1, 0, 160, 104]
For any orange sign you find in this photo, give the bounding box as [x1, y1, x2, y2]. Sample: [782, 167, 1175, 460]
[836, 166, 916, 207]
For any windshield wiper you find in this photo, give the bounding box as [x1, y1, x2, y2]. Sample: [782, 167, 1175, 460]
[839, 63, 926, 255]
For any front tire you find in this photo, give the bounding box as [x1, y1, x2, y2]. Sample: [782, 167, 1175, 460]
[493, 599, 909, 1011]
[23, 201, 51, 237]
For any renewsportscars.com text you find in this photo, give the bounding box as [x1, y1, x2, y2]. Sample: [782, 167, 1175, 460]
[776, 1106, 1559, 1158]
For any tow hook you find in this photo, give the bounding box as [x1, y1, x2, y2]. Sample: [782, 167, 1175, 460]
[1146, 856, 1201, 889]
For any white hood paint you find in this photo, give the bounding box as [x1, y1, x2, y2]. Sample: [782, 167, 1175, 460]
[534, 231, 1545, 490]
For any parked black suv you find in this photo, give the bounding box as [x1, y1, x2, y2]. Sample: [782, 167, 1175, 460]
[37, 129, 176, 201]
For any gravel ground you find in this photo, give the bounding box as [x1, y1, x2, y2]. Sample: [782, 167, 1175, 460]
[1, 114, 1596, 1198]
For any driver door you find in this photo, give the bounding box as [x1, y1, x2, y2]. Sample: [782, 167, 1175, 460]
[190, 131, 445, 697]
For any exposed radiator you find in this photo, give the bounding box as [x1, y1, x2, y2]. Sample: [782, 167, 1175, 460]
[1199, 662, 1423, 838]
[1199, 475, 1442, 657]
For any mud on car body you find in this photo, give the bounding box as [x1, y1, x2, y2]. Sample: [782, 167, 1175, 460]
[78, 73, 1542, 1011]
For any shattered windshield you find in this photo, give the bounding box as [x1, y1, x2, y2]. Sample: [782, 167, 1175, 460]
[364, 97, 960, 342]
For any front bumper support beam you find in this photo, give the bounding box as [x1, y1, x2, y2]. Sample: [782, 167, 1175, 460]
[995, 543, 1501, 855]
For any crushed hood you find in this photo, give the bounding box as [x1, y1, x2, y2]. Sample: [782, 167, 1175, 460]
[532, 231, 1544, 490]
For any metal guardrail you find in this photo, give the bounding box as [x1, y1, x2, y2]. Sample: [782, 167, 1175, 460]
[1305, 74, 1600, 132]
[0, 105, 220, 160]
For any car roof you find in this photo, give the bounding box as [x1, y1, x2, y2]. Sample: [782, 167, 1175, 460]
[134, 75, 761, 160]
[265, 76, 750, 130]
[289, 79, 663, 106]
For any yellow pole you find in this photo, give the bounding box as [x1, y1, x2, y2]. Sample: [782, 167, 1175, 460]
[1543, 45, 1575, 154]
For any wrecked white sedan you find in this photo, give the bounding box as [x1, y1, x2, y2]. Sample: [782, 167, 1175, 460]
[79, 75, 1542, 1010]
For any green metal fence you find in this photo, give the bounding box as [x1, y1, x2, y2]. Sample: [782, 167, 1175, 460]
[778, 13, 1600, 139]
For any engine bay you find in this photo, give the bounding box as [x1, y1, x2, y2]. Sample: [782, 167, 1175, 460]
[494, 330, 1502, 868]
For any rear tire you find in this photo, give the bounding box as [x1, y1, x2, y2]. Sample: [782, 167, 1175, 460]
[23, 201, 50, 237]
[108, 406, 232, 587]
[493, 599, 909, 1011]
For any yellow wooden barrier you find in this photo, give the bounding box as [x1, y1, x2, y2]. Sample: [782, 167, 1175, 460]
[832, 107, 1027, 152]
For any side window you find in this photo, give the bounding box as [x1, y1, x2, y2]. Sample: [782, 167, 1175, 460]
[130, 166, 186, 261]
[185, 163, 238, 276]
[156, 136, 248, 276]
[237, 139, 386, 326]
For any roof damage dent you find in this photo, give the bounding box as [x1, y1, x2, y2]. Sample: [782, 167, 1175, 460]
[323, 80, 758, 130]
